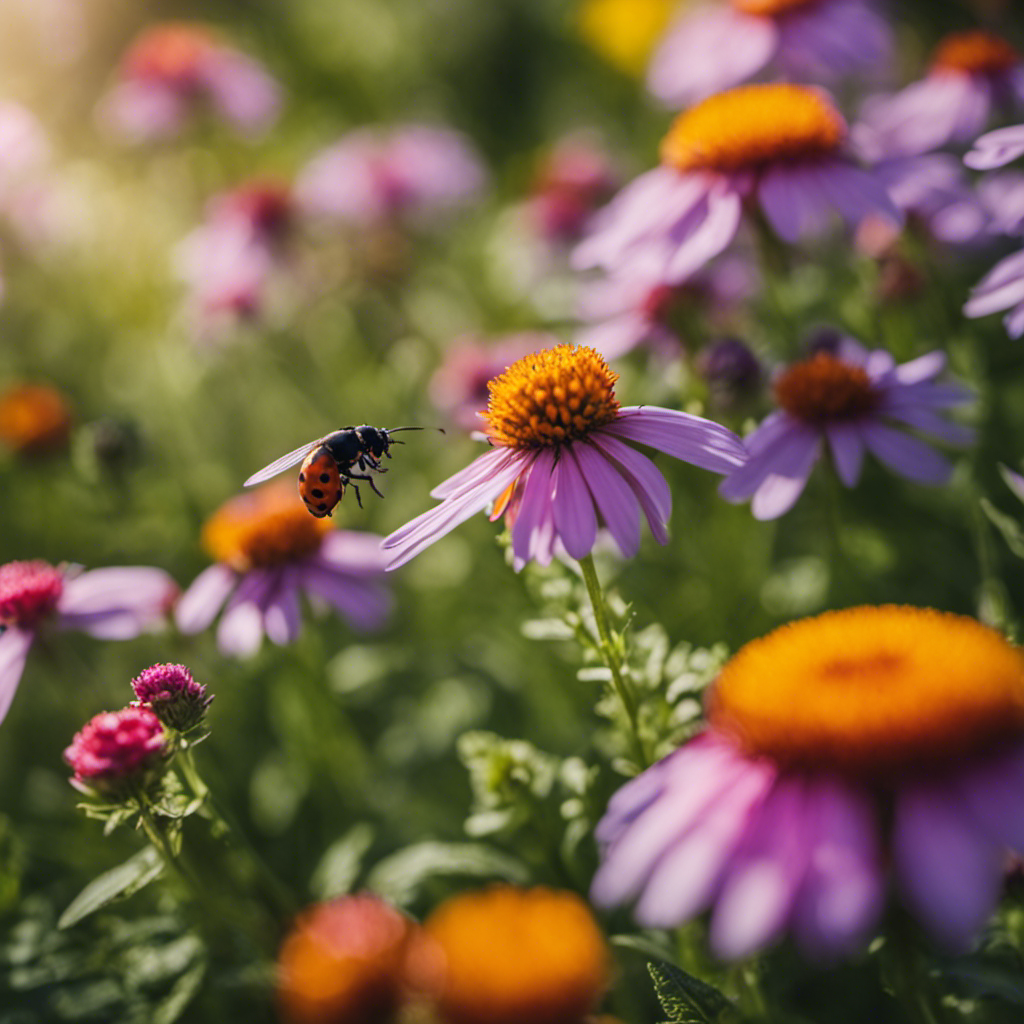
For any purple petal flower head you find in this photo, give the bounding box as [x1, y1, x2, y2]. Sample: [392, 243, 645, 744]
[859, 30, 1024, 160]
[595, 606, 1024, 958]
[64, 706, 167, 797]
[964, 246, 1024, 339]
[98, 22, 281, 143]
[0, 559, 176, 729]
[576, 253, 758, 360]
[719, 336, 974, 520]
[966, 123, 1024, 171]
[174, 177, 294, 341]
[648, 0, 893, 108]
[524, 136, 619, 246]
[698, 337, 764, 410]
[176, 483, 392, 658]
[132, 663, 213, 733]
[382, 344, 747, 571]
[429, 332, 559, 433]
[574, 84, 901, 286]
[295, 124, 484, 229]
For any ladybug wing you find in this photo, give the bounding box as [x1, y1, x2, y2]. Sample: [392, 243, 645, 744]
[244, 438, 323, 487]
[299, 449, 344, 518]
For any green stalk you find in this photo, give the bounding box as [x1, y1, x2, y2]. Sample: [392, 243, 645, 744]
[578, 554, 648, 769]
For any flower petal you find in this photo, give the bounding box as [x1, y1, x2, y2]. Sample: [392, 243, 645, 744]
[59, 567, 175, 618]
[572, 443, 641, 559]
[0, 628, 33, 726]
[591, 432, 672, 545]
[511, 449, 557, 567]
[860, 423, 953, 485]
[550, 449, 598, 560]
[607, 407, 746, 474]
[175, 564, 238, 634]
[826, 423, 864, 487]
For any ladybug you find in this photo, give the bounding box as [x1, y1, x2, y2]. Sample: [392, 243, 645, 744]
[244, 425, 438, 518]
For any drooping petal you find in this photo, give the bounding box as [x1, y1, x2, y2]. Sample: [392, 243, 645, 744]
[0, 627, 34, 726]
[791, 777, 885, 957]
[882, 405, 975, 446]
[965, 123, 1024, 171]
[758, 164, 832, 242]
[664, 183, 744, 282]
[315, 532, 390, 575]
[511, 449, 557, 567]
[301, 566, 393, 632]
[262, 567, 302, 646]
[591, 432, 672, 545]
[860, 423, 953, 484]
[607, 407, 746, 474]
[175, 564, 238, 634]
[777, 0, 892, 80]
[572, 443, 642, 559]
[893, 783, 1004, 950]
[825, 423, 865, 487]
[549, 449, 598, 560]
[710, 775, 812, 959]
[750, 432, 821, 520]
[430, 446, 516, 500]
[216, 571, 274, 658]
[58, 567, 176, 618]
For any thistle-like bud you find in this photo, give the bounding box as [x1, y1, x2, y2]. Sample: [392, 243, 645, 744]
[64, 706, 167, 796]
[131, 663, 213, 732]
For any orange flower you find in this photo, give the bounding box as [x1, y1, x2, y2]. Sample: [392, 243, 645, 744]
[422, 886, 610, 1024]
[0, 383, 72, 455]
[277, 894, 419, 1024]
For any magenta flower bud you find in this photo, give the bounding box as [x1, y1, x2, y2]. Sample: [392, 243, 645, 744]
[131, 662, 213, 732]
[0, 560, 63, 627]
[64, 706, 167, 795]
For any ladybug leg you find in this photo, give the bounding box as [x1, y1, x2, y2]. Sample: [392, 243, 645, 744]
[348, 471, 385, 499]
[349, 482, 364, 508]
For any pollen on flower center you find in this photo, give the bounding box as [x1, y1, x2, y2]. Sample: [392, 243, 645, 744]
[931, 31, 1018, 76]
[732, 0, 818, 16]
[0, 560, 64, 628]
[773, 352, 879, 422]
[483, 344, 620, 449]
[709, 606, 1024, 779]
[124, 23, 216, 83]
[202, 484, 332, 572]
[660, 84, 847, 174]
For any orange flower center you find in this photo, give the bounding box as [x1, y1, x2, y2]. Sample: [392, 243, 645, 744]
[709, 606, 1024, 780]
[202, 484, 331, 572]
[732, 0, 818, 16]
[932, 31, 1018, 76]
[0, 384, 72, 455]
[484, 345, 620, 449]
[773, 352, 879, 423]
[423, 886, 610, 1024]
[661, 84, 846, 174]
[123, 23, 217, 83]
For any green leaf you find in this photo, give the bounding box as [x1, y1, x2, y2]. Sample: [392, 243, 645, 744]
[58, 846, 164, 929]
[310, 823, 375, 899]
[647, 960, 732, 1024]
[365, 841, 529, 906]
[981, 499, 1024, 559]
[151, 962, 206, 1024]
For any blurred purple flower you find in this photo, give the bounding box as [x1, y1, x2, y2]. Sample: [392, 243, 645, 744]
[574, 84, 900, 285]
[720, 337, 974, 519]
[978, 172, 1024, 236]
[859, 31, 1024, 159]
[176, 484, 392, 658]
[699, 337, 763, 408]
[524, 136, 618, 245]
[966, 123, 1024, 171]
[595, 606, 1024, 957]
[429, 333, 558, 433]
[648, 0, 892, 108]
[98, 22, 281, 142]
[576, 253, 757, 360]
[64, 706, 167, 795]
[383, 344, 746, 571]
[0, 560, 177, 728]
[295, 125, 484, 227]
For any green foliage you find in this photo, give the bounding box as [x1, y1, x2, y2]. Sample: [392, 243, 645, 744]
[647, 960, 734, 1024]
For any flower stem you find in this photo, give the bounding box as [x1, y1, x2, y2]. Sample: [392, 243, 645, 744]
[136, 798, 200, 897]
[577, 554, 648, 769]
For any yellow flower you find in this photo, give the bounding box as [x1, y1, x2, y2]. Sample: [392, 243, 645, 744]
[576, 0, 680, 75]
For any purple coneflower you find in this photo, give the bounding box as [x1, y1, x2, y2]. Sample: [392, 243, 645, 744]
[574, 84, 901, 285]
[595, 606, 1024, 957]
[719, 337, 974, 519]
[175, 483, 392, 658]
[64, 705, 167, 796]
[174, 177, 293, 339]
[966, 123, 1024, 171]
[648, 0, 892, 108]
[860, 31, 1024, 159]
[576, 253, 757, 360]
[295, 125, 484, 228]
[0, 560, 176, 727]
[964, 247, 1024, 338]
[98, 22, 281, 142]
[382, 344, 746, 571]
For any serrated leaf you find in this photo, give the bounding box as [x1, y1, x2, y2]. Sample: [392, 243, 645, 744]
[58, 846, 164, 929]
[365, 842, 529, 906]
[981, 499, 1024, 559]
[648, 960, 732, 1024]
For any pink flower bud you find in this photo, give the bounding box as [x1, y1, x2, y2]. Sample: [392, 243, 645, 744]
[64, 706, 166, 794]
[131, 663, 213, 732]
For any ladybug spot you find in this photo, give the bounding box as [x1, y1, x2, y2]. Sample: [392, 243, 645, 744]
[299, 472, 305, 482]
[317, 503, 328, 511]
[319, 472, 331, 483]
[311, 488, 324, 499]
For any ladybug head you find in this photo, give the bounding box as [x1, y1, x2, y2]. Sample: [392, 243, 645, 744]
[355, 425, 391, 459]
